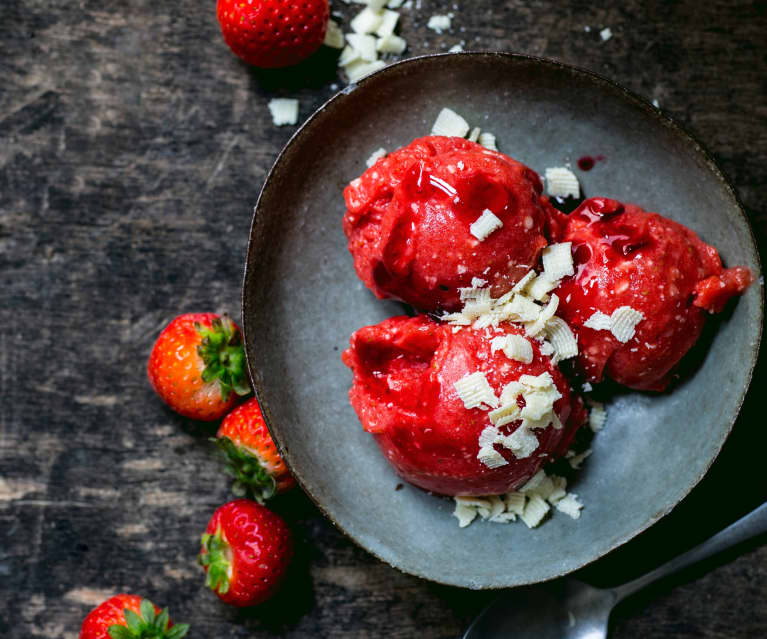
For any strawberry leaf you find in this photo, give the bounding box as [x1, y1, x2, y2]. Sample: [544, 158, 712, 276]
[214, 436, 278, 503]
[139, 599, 155, 625]
[123, 609, 143, 633]
[108, 626, 134, 639]
[155, 609, 170, 631]
[166, 624, 190, 639]
[107, 601, 189, 639]
[195, 315, 250, 402]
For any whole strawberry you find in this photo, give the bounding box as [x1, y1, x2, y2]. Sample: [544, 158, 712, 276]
[198, 499, 293, 607]
[216, 397, 295, 501]
[216, 0, 330, 68]
[79, 594, 188, 639]
[148, 313, 250, 421]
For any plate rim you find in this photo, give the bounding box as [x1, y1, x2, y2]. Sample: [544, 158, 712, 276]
[241, 51, 764, 588]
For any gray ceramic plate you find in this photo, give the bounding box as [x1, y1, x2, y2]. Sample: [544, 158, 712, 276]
[242, 53, 763, 589]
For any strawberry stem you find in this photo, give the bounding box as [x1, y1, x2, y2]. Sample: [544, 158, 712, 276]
[198, 526, 232, 596]
[195, 315, 250, 401]
[215, 436, 278, 503]
[106, 599, 189, 639]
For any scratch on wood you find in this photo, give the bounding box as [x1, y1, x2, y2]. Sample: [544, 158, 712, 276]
[77, 486, 121, 500]
[138, 490, 187, 507]
[312, 564, 390, 590]
[64, 587, 117, 607]
[115, 523, 149, 536]
[0, 478, 45, 501]
[122, 458, 165, 472]
[151, 425, 175, 437]
[73, 394, 119, 407]
[204, 134, 239, 191]
[163, 564, 197, 581]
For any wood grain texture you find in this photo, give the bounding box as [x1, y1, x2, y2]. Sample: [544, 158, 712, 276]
[1, 0, 765, 637]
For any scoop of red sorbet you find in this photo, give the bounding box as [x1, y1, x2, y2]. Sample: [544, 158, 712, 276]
[551, 197, 753, 391]
[343, 136, 553, 312]
[341, 315, 586, 496]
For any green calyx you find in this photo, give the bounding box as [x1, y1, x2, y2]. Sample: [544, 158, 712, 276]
[198, 527, 232, 596]
[195, 315, 251, 402]
[215, 436, 278, 504]
[107, 599, 189, 639]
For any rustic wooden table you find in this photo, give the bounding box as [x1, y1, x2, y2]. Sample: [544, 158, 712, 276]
[2, 1, 766, 637]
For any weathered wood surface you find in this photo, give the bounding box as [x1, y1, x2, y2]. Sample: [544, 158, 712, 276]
[1, 0, 766, 637]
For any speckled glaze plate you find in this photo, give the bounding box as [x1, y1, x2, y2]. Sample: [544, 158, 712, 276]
[242, 53, 763, 589]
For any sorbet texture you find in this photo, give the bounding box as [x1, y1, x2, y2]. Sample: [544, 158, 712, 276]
[343, 136, 552, 311]
[342, 315, 586, 496]
[551, 198, 753, 390]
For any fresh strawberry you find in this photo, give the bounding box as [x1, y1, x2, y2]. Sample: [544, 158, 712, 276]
[79, 594, 188, 639]
[147, 313, 250, 421]
[216, 397, 295, 502]
[216, 0, 330, 69]
[198, 499, 293, 607]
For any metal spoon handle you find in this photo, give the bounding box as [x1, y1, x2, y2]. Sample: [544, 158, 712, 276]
[614, 501, 767, 602]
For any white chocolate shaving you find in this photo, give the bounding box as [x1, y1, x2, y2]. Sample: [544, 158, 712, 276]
[344, 59, 386, 82]
[477, 446, 508, 468]
[525, 294, 559, 336]
[345, 33, 378, 61]
[504, 492, 526, 515]
[376, 33, 406, 54]
[556, 493, 583, 519]
[431, 107, 470, 137]
[610, 306, 644, 342]
[478, 132, 498, 150]
[453, 371, 499, 410]
[350, 7, 384, 34]
[499, 381, 524, 406]
[375, 9, 400, 37]
[323, 19, 345, 48]
[542, 242, 574, 281]
[545, 166, 580, 199]
[488, 402, 521, 427]
[521, 494, 550, 528]
[545, 316, 578, 361]
[470, 209, 503, 241]
[490, 334, 534, 364]
[510, 270, 537, 295]
[497, 427, 538, 458]
[567, 448, 592, 470]
[267, 99, 299, 126]
[453, 500, 478, 527]
[366, 147, 387, 167]
[584, 307, 644, 342]
[584, 311, 612, 331]
[588, 400, 607, 432]
[519, 469, 546, 493]
[527, 275, 558, 301]
[427, 14, 452, 33]
[504, 295, 541, 322]
[338, 45, 360, 67]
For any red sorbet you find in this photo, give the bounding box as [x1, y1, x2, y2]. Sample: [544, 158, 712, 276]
[342, 315, 586, 496]
[551, 197, 753, 391]
[343, 136, 553, 312]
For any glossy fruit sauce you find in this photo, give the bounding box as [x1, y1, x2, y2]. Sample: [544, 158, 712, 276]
[551, 198, 752, 390]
